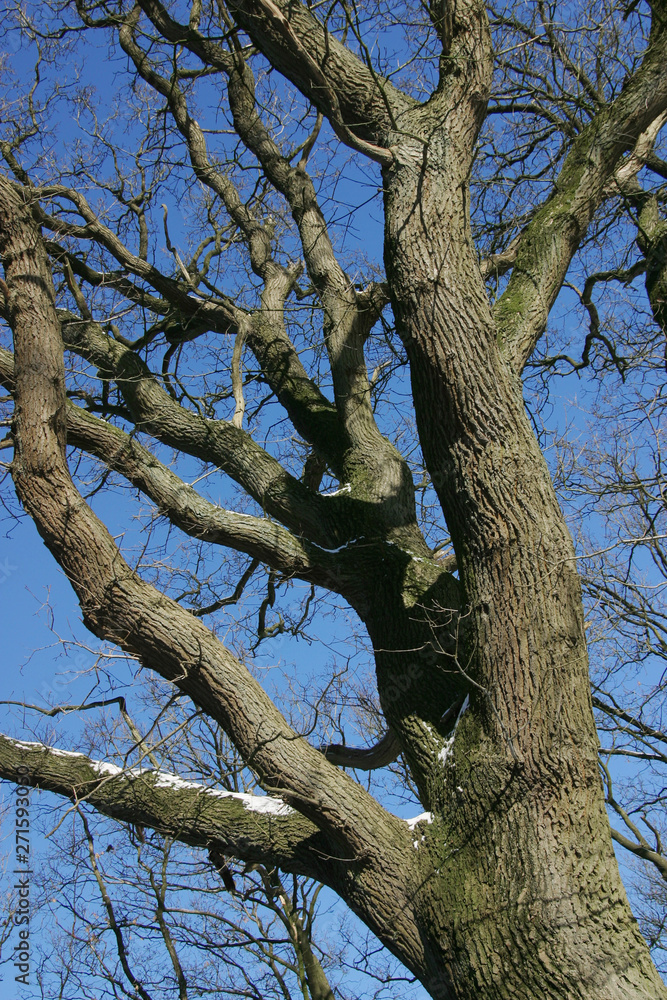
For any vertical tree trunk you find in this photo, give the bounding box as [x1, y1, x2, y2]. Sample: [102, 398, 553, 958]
[382, 132, 667, 999]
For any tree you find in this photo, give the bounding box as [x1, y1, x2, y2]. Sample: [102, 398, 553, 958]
[0, 0, 666, 996]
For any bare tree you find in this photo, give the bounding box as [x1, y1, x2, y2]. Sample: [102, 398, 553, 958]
[1, 0, 667, 997]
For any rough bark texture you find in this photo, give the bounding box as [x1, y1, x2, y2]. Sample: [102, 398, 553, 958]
[1, 1, 667, 997]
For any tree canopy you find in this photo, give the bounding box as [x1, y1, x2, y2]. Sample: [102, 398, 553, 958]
[0, 1, 667, 997]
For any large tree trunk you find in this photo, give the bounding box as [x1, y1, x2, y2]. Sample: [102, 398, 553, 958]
[379, 126, 666, 998]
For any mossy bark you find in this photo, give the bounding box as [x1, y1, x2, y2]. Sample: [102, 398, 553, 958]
[376, 110, 667, 997]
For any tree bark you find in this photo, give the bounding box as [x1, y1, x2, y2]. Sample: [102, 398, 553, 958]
[378, 101, 667, 1000]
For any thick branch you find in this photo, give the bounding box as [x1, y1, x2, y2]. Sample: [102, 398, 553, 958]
[0, 343, 343, 586]
[0, 735, 331, 880]
[603, 110, 667, 198]
[495, 22, 667, 373]
[224, 57, 389, 468]
[479, 233, 522, 280]
[59, 313, 342, 546]
[222, 0, 413, 154]
[637, 196, 667, 336]
[127, 5, 402, 497]
[249, 270, 350, 480]
[610, 829, 667, 884]
[321, 730, 401, 770]
[116, 6, 354, 467]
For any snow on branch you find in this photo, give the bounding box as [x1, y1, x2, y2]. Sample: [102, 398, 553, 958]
[0, 734, 333, 879]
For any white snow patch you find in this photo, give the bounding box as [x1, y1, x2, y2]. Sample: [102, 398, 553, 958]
[8, 739, 88, 760]
[220, 791, 294, 817]
[7, 741, 293, 817]
[151, 771, 205, 793]
[405, 812, 433, 830]
[310, 536, 365, 554]
[50, 747, 87, 759]
[311, 536, 431, 562]
[438, 734, 456, 766]
[438, 695, 470, 767]
[384, 540, 426, 563]
[320, 483, 351, 496]
[93, 761, 123, 777]
[151, 772, 294, 816]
